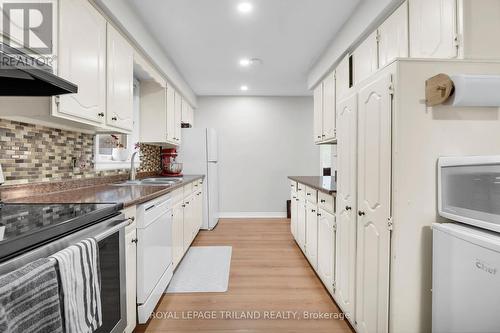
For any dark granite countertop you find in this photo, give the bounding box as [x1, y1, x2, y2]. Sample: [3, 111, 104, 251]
[6, 175, 205, 208]
[288, 176, 337, 195]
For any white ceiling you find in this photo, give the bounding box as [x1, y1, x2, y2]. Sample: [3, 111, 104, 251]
[126, 0, 361, 96]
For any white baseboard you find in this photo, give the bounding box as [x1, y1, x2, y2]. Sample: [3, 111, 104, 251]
[218, 212, 288, 219]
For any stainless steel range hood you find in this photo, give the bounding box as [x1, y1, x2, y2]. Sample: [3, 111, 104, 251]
[0, 43, 77, 96]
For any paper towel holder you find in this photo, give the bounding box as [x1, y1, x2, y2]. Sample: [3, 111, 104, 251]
[425, 73, 455, 106]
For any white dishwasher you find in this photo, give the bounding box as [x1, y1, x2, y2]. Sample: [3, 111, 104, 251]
[136, 194, 173, 324]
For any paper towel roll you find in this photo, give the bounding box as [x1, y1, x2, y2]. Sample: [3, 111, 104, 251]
[449, 74, 500, 107]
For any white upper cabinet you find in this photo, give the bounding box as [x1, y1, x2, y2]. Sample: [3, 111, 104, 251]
[313, 83, 323, 143]
[174, 90, 182, 144]
[353, 31, 379, 85]
[57, 0, 106, 124]
[378, 2, 409, 68]
[139, 80, 168, 144]
[322, 72, 336, 141]
[336, 54, 351, 102]
[459, 0, 500, 59]
[166, 84, 177, 143]
[106, 24, 134, 132]
[313, 71, 336, 144]
[409, 0, 458, 59]
[181, 98, 194, 127]
[356, 74, 392, 333]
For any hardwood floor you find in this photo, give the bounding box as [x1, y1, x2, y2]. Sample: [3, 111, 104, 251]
[135, 218, 354, 333]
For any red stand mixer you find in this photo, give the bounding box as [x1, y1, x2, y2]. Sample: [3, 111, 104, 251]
[161, 148, 183, 177]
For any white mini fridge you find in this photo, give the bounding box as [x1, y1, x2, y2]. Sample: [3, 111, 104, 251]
[178, 128, 219, 230]
[432, 222, 500, 333]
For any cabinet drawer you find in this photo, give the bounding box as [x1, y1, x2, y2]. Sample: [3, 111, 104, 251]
[305, 186, 318, 204]
[290, 180, 297, 194]
[297, 183, 306, 200]
[318, 192, 335, 214]
[192, 180, 202, 193]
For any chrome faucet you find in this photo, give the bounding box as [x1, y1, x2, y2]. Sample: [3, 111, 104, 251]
[130, 151, 139, 181]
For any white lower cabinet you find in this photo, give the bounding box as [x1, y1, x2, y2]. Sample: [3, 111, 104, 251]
[172, 201, 184, 269]
[290, 193, 298, 239]
[291, 183, 337, 304]
[297, 198, 307, 253]
[317, 208, 335, 295]
[124, 217, 137, 333]
[305, 201, 319, 270]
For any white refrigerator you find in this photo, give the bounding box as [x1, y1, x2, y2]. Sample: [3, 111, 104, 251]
[178, 128, 219, 230]
[432, 222, 500, 333]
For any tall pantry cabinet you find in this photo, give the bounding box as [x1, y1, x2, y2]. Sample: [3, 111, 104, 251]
[334, 59, 500, 333]
[334, 93, 357, 321]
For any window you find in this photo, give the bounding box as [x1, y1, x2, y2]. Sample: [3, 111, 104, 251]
[94, 134, 138, 170]
[94, 79, 141, 171]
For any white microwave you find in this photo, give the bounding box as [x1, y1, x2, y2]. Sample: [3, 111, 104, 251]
[438, 155, 500, 233]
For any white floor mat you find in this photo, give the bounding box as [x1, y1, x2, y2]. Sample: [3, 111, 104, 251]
[166, 246, 232, 293]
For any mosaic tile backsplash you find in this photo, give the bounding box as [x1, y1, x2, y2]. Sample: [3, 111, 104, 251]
[0, 119, 162, 185]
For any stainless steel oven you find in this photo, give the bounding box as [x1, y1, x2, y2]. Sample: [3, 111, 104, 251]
[438, 155, 500, 232]
[0, 214, 129, 333]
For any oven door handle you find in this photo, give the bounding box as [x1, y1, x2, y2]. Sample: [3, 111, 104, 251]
[95, 219, 131, 242]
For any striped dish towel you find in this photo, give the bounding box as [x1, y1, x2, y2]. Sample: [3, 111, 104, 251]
[51, 238, 102, 333]
[0, 258, 63, 333]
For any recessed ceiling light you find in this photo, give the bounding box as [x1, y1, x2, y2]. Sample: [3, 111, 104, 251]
[237, 2, 253, 14]
[240, 85, 249, 91]
[239, 58, 251, 67]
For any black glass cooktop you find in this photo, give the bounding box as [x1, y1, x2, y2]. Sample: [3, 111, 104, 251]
[0, 203, 123, 262]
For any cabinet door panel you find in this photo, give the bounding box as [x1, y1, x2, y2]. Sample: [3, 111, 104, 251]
[335, 93, 358, 318]
[306, 202, 319, 270]
[409, 0, 458, 58]
[166, 85, 176, 143]
[317, 210, 335, 295]
[336, 55, 351, 101]
[291, 194, 298, 239]
[353, 31, 379, 85]
[313, 84, 323, 143]
[356, 74, 392, 333]
[107, 24, 134, 131]
[174, 90, 182, 145]
[172, 203, 184, 268]
[379, 2, 409, 68]
[58, 0, 106, 124]
[297, 199, 307, 253]
[322, 72, 336, 141]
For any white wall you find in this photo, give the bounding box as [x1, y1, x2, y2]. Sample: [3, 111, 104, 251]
[194, 97, 320, 217]
[308, 0, 404, 89]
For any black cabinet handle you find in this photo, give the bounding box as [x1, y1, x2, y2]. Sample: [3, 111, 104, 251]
[97, 112, 104, 117]
[358, 211, 365, 216]
[307, 193, 311, 196]
[320, 199, 326, 203]
[111, 116, 117, 121]
[311, 209, 316, 213]
[346, 206, 352, 211]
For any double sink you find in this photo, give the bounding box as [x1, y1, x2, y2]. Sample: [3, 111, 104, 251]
[113, 178, 183, 187]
